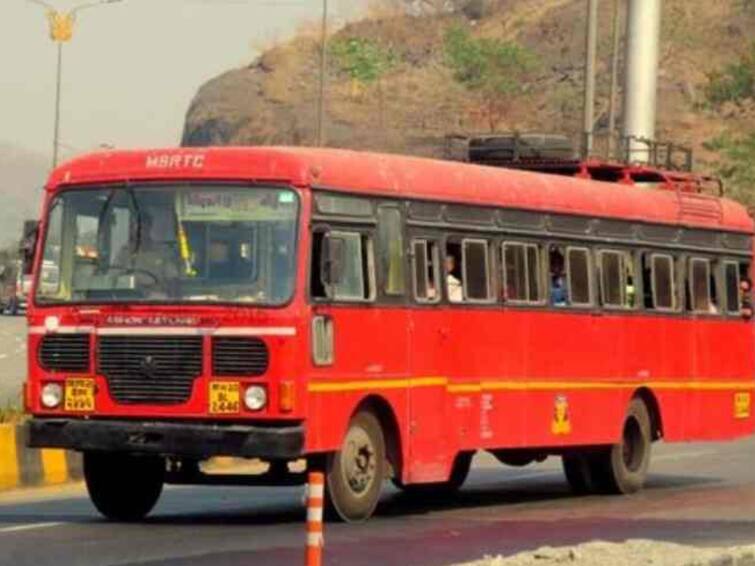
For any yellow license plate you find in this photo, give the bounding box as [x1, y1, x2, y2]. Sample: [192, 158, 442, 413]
[64, 378, 95, 412]
[209, 382, 240, 415]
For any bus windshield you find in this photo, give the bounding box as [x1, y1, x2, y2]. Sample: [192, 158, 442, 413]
[35, 185, 299, 306]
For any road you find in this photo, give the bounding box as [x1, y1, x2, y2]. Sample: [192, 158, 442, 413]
[1, 438, 755, 566]
[0, 315, 26, 407]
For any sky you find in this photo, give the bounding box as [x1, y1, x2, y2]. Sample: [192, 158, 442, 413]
[1, 0, 364, 162]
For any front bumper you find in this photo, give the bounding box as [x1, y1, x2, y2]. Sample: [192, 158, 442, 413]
[27, 418, 305, 460]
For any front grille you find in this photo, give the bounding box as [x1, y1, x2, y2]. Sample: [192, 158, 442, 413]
[213, 337, 269, 376]
[98, 336, 203, 405]
[39, 334, 91, 373]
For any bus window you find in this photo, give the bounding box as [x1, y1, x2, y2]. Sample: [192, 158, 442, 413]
[445, 241, 463, 303]
[567, 247, 592, 306]
[689, 258, 713, 314]
[462, 239, 492, 302]
[330, 231, 374, 302]
[412, 239, 440, 303]
[502, 242, 541, 303]
[651, 254, 676, 310]
[311, 230, 374, 302]
[377, 207, 405, 296]
[725, 261, 740, 314]
[599, 250, 635, 308]
[549, 245, 567, 306]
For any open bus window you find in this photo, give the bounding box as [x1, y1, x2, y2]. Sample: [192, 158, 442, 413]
[462, 239, 492, 302]
[549, 245, 567, 306]
[651, 254, 676, 311]
[445, 242, 463, 303]
[599, 250, 635, 308]
[566, 247, 592, 306]
[377, 207, 405, 297]
[313, 230, 375, 302]
[689, 257, 715, 314]
[502, 242, 541, 304]
[412, 239, 440, 303]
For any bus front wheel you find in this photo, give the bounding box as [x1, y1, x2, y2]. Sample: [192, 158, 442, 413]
[325, 410, 386, 523]
[84, 452, 165, 521]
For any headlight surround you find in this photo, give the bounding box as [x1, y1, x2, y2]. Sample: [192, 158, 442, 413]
[41, 383, 63, 409]
[244, 385, 267, 411]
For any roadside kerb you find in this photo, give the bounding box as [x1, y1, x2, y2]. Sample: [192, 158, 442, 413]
[0, 423, 82, 491]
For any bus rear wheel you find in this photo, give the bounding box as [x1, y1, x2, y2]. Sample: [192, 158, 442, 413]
[563, 398, 652, 495]
[594, 398, 652, 494]
[325, 410, 385, 523]
[84, 452, 165, 521]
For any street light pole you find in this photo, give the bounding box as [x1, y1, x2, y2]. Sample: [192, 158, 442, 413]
[52, 41, 63, 169]
[316, 0, 328, 147]
[26, 0, 123, 169]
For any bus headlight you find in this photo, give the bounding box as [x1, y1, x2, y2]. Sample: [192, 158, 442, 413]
[244, 385, 267, 411]
[41, 383, 63, 409]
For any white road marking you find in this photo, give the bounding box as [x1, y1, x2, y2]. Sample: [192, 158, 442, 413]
[0, 522, 63, 534]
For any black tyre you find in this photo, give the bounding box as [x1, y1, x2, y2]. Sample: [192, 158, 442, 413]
[592, 398, 652, 494]
[393, 451, 473, 496]
[325, 411, 385, 523]
[84, 452, 165, 521]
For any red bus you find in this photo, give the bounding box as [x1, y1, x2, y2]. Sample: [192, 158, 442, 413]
[25, 147, 754, 522]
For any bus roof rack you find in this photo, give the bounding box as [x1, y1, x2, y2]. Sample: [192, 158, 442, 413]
[443, 132, 723, 197]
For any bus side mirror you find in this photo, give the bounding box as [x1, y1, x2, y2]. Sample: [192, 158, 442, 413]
[19, 220, 39, 276]
[320, 235, 345, 287]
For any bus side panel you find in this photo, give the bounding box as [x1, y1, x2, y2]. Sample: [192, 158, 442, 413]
[303, 306, 411, 459]
[686, 320, 755, 440]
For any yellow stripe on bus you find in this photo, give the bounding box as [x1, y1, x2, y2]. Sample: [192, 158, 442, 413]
[310, 378, 754, 394]
[308, 377, 447, 393]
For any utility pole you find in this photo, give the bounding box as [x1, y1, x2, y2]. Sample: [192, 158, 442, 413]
[607, 0, 622, 161]
[316, 0, 328, 147]
[622, 0, 662, 163]
[582, 0, 598, 159]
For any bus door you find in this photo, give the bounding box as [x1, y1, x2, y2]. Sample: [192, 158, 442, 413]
[406, 234, 454, 483]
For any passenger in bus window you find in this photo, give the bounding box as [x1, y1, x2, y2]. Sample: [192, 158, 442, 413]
[549, 247, 567, 306]
[445, 253, 463, 302]
[741, 278, 752, 313]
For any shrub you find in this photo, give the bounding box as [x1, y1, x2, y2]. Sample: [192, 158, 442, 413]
[704, 131, 755, 208]
[444, 25, 537, 131]
[704, 44, 755, 106]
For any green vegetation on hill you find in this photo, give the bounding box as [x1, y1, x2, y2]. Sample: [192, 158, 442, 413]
[705, 131, 755, 208]
[705, 43, 755, 107]
[444, 25, 536, 131]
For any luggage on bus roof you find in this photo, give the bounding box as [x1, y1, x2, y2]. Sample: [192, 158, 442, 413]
[468, 133, 577, 165]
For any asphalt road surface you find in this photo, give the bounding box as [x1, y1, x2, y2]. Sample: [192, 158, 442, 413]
[0, 315, 26, 407]
[1, 438, 755, 566]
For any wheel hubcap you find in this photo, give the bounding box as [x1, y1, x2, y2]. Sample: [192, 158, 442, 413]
[342, 427, 376, 495]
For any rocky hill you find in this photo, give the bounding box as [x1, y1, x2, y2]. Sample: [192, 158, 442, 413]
[181, 0, 755, 203]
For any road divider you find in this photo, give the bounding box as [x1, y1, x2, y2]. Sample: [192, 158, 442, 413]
[0, 423, 82, 491]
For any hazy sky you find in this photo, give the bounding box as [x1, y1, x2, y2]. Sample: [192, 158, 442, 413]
[2, 0, 363, 161]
